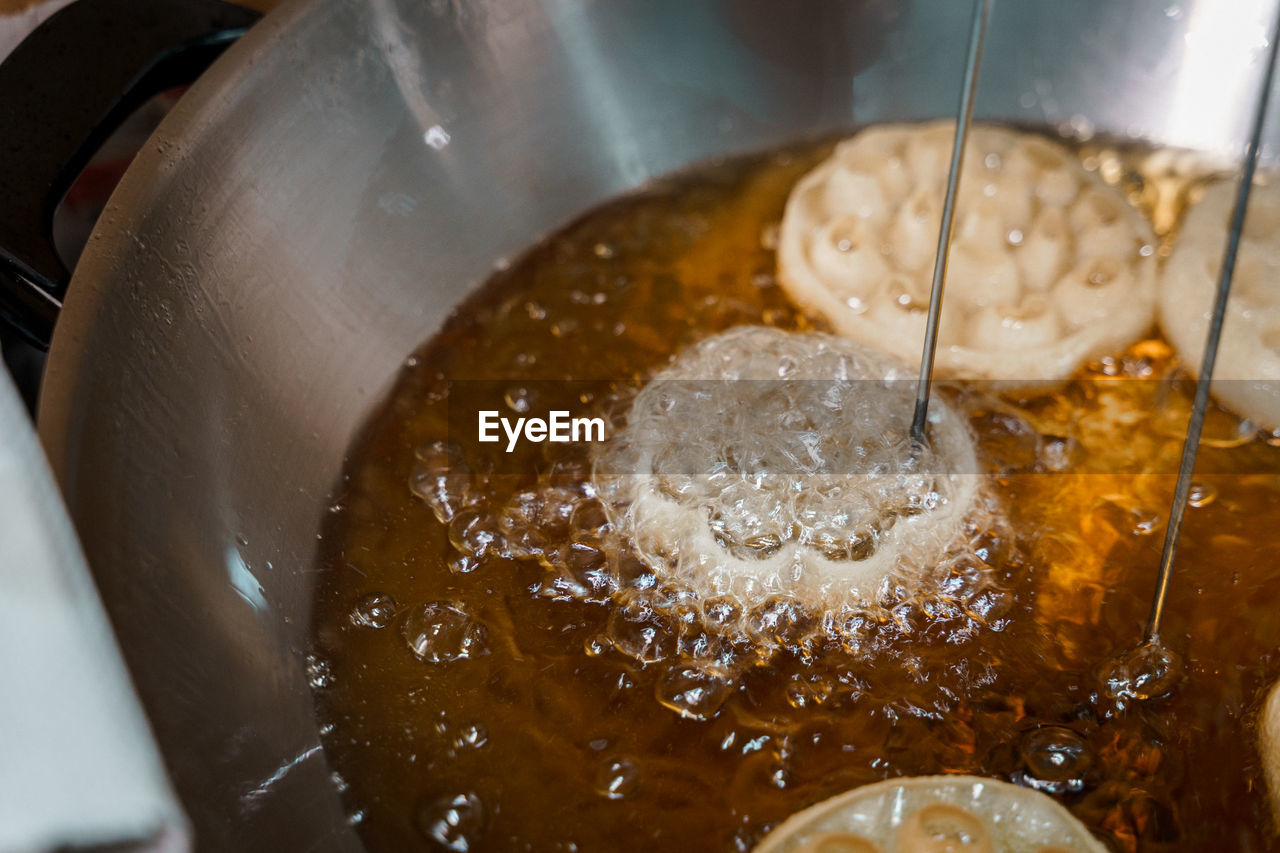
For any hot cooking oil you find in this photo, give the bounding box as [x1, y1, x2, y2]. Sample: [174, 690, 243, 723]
[311, 134, 1280, 852]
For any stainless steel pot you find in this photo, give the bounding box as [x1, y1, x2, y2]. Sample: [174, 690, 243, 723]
[14, 0, 1280, 848]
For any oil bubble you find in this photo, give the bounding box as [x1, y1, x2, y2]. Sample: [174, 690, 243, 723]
[559, 539, 614, 599]
[703, 596, 744, 630]
[1018, 726, 1092, 793]
[612, 553, 659, 591]
[401, 602, 488, 663]
[551, 317, 579, 338]
[350, 592, 397, 628]
[409, 441, 473, 524]
[448, 554, 483, 575]
[305, 653, 334, 689]
[537, 487, 581, 540]
[594, 757, 640, 800]
[1187, 481, 1217, 508]
[499, 490, 549, 560]
[675, 625, 733, 667]
[448, 508, 503, 558]
[655, 663, 735, 721]
[547, 453, 594, 487]
[1099, 639, 1183, 704]
[747, 595, 816, 649]
[504, 385, 537, 414]
[1130, 509, 1160, 536]
[962, 586, 1013, 625]
[784, 674, 833, 709]
[1036, 435, 1081, 472]
[570, 501, 611, 536]
[454, 723, 489, 750]
[768, 762, 791, 789]
[417, 792, 486, 851]
[607, 597, 675, 664]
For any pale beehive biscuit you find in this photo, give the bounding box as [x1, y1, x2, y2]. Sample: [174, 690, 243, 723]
[1160, 179, 1280, 431]
[1259, 677, 1280, 830]
[753, 775, 1108, 853]
[777, 121, 1158, 383]
[592, 326, 982, 613]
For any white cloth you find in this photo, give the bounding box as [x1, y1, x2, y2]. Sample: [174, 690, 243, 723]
[0, 365, 190, 853]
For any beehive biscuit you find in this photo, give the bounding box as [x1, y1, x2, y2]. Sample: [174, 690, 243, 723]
[777, 121, 1158, 384]
[592, 326, 981, 614]
[1160, 179, 1280, 431]
[1259, 677, 1280, 830]
[752, 775, 1108, 853]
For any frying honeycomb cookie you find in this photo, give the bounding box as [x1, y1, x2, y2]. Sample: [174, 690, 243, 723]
[1160, 179, 1280, 431]
[591, 326, 983, 614]
[752, 775, 1108, 853]
[1259, 677, 1280, 829]
[777, 121, 1158, 383]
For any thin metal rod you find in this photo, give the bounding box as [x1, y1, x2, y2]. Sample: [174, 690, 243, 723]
[1144, 7, 1280, 643]
[910, 0, 993, 448]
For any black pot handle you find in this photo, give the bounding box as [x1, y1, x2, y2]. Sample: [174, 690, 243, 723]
[0, 0, 261, 350]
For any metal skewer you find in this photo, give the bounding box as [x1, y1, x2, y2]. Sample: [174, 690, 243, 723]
[1143, 6, 1280, 644]
[910, 0, 993, 449]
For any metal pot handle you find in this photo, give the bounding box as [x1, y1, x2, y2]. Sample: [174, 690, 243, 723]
[0, 0, 261, 350]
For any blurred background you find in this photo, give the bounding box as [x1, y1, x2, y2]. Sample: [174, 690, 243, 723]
[0, 0, 280, 407]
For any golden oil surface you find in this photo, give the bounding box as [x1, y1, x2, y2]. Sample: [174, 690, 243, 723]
[313, 139, 1280, 852]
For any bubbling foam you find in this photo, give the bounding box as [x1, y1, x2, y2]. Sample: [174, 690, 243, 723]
[408, 327, 1006, 684]
[592, 327, 996, 643]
